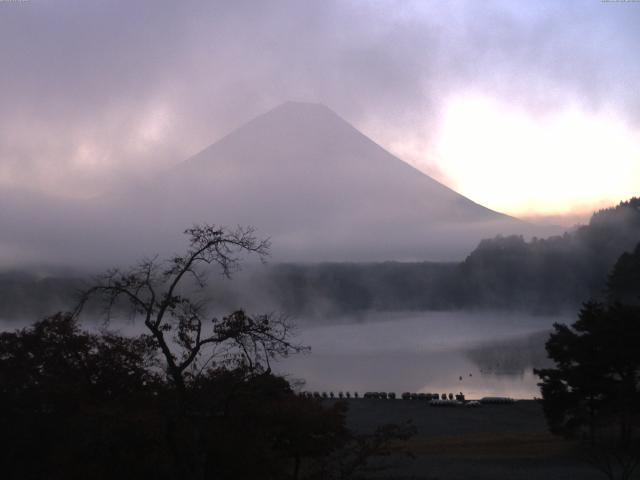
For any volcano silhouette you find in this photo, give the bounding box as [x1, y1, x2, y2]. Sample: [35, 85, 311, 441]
[104, 101, 529, 261]
[1, 102, 537, 266]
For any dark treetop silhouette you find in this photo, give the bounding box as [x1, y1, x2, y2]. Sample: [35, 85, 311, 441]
[49, 224, 415, 480]
[536, 244, 640, 480]
[75, 224, 304, 392]
[72, 224, 312, 479]
[0, 224, 416, 480]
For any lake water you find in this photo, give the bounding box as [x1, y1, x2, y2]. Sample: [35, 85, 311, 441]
[1, 310, 570, 400]
[276, 311, 569, 399]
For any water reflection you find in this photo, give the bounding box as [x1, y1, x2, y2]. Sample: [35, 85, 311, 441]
[277, 311, 566, 399]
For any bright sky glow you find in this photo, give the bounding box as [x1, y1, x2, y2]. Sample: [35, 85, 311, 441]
[432, 94, 640, 216]
[1, 1, 639, 222]
[136, 104, 172, 148]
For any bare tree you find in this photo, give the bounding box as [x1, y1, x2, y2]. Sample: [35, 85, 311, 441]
[74, 224, 311, 479]
[75, 224, 305, 395]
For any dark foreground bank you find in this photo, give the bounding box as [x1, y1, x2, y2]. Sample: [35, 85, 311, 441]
[335, 399, 601, 480]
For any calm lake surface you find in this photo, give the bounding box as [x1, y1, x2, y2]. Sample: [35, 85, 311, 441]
[1, 310, 570, 400]
[276, 311, 569, 399]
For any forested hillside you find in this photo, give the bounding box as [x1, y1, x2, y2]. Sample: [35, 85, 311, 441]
[458, 197, 640, 310]
[2, 198, 638, 319]
[261, 198, 640, 314]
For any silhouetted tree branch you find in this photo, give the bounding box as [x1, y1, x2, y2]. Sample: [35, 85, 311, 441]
[73, 224, 310, 480]
[75, 224, 307, 394]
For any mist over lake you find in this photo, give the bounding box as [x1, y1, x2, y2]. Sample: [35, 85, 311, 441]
[0, 309, 559, 400]
[277, 311, 561, 399]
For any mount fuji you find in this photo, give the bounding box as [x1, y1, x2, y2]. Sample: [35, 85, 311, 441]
[1, 102, 544, 267]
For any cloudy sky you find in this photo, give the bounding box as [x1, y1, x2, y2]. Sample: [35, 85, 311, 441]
[1, 0, 639, 222]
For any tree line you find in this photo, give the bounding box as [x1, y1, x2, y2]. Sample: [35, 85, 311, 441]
[264, 197, 640, 315]
[1, 197, 639, 319]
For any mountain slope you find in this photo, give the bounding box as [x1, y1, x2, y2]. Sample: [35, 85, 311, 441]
[99, 101, 532, 262]
[1, 102, 547, 267]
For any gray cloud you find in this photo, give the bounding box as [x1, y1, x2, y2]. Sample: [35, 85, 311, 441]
[0, 0, 638, 196]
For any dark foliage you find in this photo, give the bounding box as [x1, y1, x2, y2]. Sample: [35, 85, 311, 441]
[0, 225, 416, 479]
[457, 198, 640, 311]
[536, 302, 640, 440]
[0, 271, 85, 319]
[536, 245, 640, 479]
[0, 314, 412, 479]
[607, 242, 640, 305]
[0, 313, 168, 479]
[265, 261, 460, 315]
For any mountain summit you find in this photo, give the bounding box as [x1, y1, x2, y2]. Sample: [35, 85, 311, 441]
[100, 101, 529, 262]
[1, 102, 539, 267]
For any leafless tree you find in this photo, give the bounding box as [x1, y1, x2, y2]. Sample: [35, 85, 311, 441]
[75, 224, 306, 395]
